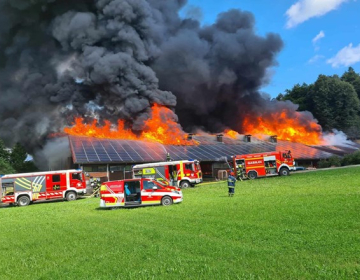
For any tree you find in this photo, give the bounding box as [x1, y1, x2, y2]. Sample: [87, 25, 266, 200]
[341, 67, 360, 100]
[0, 158, 15, 174]
[312, 75, 360, 131]
[276, 83, 314, 112]
[0, 139, 10, 162]
[9, 143, 38, 173]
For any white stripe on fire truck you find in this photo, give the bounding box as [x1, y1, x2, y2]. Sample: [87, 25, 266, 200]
[32, 176, 42, 192]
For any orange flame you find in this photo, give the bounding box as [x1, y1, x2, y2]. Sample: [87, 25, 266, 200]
[64, 104, 195, 145]
[224, 129, 238, 139]
[242, 111, 323, 145]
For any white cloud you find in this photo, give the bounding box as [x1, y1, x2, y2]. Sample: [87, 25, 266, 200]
[285, 0, 348, 29]
[312, 31, 325, 43]
[327, 43, 360, 67]
[308, 54, 325, 64]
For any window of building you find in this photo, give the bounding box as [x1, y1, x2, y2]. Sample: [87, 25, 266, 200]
[110, 166, 124, 172]
[83, 165, 107, 172]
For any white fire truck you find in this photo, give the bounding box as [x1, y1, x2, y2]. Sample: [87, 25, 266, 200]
[0, 169, 87, 206]
[132, 160, 202, 188]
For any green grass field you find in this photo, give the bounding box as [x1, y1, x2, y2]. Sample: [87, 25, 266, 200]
[1, 167, 359, 279]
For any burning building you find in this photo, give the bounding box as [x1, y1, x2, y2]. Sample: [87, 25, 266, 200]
[53, 132, 358, 182]
[0, 0, 357, 171]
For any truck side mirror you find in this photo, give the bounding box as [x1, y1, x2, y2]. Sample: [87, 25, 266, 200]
[152, 186, 158, 190]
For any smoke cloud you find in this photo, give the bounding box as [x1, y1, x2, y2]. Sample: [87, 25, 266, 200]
[0, 0, 294, 162]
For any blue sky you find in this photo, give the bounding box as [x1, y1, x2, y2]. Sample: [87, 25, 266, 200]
[181, 0, 360, 98]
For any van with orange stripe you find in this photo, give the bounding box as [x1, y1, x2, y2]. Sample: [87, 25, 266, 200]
[232, 150, 296, 179]
[99, 178, 183, 208]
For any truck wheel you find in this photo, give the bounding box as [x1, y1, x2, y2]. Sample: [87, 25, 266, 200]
[161, 196, 173, 206]
[180, 181, 190, 189]
[17, 196, 30, 207]
[279, 168, 289, 176]
[66, 191, 77, 201]
[248, 171, 257, 180]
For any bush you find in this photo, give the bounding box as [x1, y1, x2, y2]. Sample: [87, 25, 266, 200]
[318, 159, 331, 168]
[341, 151, 360, 166]
[328, 156, 341, 167]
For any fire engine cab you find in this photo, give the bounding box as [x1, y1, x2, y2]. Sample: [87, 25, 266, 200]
[132, 160, 202, 188]
[232, 150, 296, 179]
[0, 169, 87, 206]
[99, 178, 183, 208]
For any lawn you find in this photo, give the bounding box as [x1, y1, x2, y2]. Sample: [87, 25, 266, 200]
[0, 167, 359, 279]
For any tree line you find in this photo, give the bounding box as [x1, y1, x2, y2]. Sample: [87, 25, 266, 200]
[276, 67, 360, 138]
[0, 140, 38, 174]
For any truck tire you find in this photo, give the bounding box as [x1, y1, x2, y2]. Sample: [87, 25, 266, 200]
[248, 171, 257, 180]
[180, 180, 190, 189]
[65, 191, 77, 201]
[279, 168, 290, 176]
[17, 195, 30, 207]
[161, 196, 173, 206]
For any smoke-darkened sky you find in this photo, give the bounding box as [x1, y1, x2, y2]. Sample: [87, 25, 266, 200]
[0, 0, 294, 157]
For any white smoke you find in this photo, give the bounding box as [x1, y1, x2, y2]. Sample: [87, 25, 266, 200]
[322, 129, 353, 146]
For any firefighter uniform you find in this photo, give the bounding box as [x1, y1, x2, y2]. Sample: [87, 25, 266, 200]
[237, 164, 244, 180]
[227, 173, 236, 197]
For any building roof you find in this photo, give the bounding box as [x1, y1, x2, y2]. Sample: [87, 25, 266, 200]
[68, 135, 360, 164]
[69, 135, 275, 164]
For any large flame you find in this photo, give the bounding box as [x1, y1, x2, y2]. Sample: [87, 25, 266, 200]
[224, 129, 239, 139]
[64, 104, 194, 145]
[242, 111, 323, 145]
[64, 104, 324, 146]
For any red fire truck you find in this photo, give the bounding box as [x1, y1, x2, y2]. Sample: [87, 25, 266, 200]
[99, 178, 183, 208]
[232, 150, 296, 179]
[132, 160, 202, 188]
[0, 169, 87, 206]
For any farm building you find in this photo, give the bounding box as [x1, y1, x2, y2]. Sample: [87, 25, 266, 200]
[58, 134, 360, 182]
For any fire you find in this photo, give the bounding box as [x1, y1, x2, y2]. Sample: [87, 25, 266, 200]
[242, 111, 323, 145]
[224, 129, 239, 139]
[64, 104, 194, 145]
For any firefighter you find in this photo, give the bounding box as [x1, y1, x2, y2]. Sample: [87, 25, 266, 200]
[166, 153, 171, 161]
[227, 172, 236, 197]
[237, 164, 244, 181]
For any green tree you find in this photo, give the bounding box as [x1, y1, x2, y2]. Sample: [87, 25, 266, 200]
[9, 143, 38, 173]
[0, 158, 15, 174]
[276, 83, 314, 112]
[0, 139, 10, 162]
[312, 75, 360, 131]
[341, 67, 360, 100]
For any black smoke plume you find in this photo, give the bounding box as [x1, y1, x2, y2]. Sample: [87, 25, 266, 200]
[0, 0, 289, 166]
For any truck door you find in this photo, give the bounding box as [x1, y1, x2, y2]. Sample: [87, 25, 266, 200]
[46, 173, 67, 199]
[141, 180, 160, 205]
[124, 180, 141, 206]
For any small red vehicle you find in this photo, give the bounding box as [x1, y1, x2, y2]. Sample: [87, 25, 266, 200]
[99, 178, 183, 208]
[232, 150, 296, 179]
[0, 169, 86, 206]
